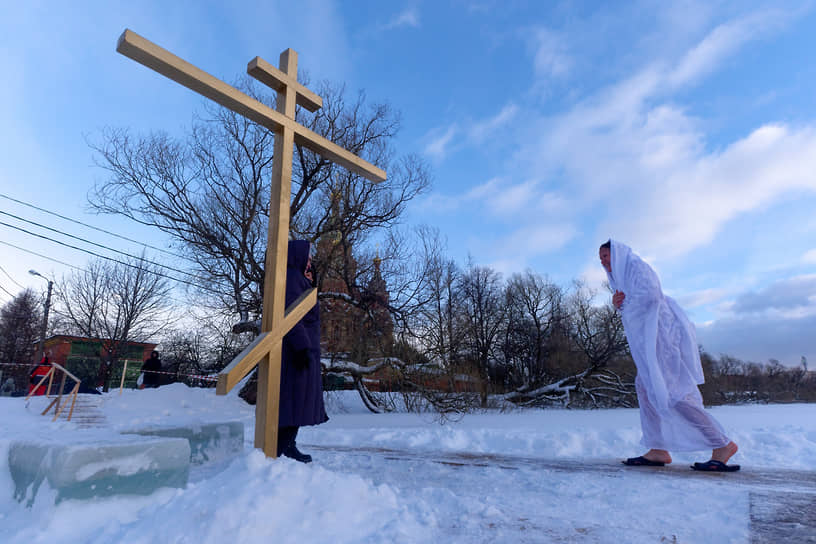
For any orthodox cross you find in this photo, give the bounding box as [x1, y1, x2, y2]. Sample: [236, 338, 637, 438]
[116, 30, 386, 457]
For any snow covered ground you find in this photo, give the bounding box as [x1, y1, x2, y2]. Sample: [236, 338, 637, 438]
[2, 384, 815, 543]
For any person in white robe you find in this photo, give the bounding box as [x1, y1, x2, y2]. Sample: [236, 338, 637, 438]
[599, 240, 740, 471]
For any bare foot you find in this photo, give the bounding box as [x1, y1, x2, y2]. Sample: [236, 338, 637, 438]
[711, 441, 738, 464]
[643, 449, 672, 464]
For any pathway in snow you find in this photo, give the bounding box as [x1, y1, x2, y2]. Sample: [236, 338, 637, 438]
[309, 444, 816, 543]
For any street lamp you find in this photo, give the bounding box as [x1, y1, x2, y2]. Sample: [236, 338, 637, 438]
[29, 270, 53, 363]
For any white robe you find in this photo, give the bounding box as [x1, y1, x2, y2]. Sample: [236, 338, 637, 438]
[606, 240, 729, 451]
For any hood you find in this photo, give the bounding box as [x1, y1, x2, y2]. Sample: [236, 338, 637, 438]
[604, 239, 634, 293]
[287, 240, 310, 274]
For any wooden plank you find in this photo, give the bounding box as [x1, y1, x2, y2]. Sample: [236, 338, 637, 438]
[255, 48, 298, 458]
[116, 29, 386, 183]
[119, 360, 128, 394]
[66, 384, 80, 421]
[46, 369, 54, 396]
[247, 55, 322, 113]
[41, 396, 59, 417]
[51, 362, 81, 383]
[261, 349, 282, 453]
[254, 352, 282, 452]
[25, 368, 53, 401]
[215, 288, 317, 394]
[215, 331, 270, 395]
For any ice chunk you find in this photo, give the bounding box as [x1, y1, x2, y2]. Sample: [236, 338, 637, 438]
[124, 421, 244, 465]
[8, 437, 190, 506]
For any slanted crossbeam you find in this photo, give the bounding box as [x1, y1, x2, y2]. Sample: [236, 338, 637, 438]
[117, 29, 385, 457]
[215, 288, 317, 395]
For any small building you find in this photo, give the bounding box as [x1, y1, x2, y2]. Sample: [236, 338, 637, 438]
[39, 335, 157, 390]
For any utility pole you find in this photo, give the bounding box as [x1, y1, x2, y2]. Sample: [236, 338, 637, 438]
[29, 270, 53, 363]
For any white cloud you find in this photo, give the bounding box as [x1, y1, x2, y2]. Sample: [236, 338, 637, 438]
[530, 27, 570, 81]
[536, 192, 570, 214]
[694, 272, 816, 364]
[417, 192, 464, 213]
[668, 17, 754, 88]
[422, 125, 458, 160]
[731, 274, 816, 314]
[668, 9, 795, 89]
[465, 177, 502, 200]
[594, 123, 816, 262]
[802, 249, 816, 264]
[697, 312, 816, 365]
[483, 179, 540, 216]
[423, 103, 518, 161]
[468, 103, 519, 144]
[516, 9, 816, 263]
[674, 287, 730, 309]
[579, 261, 610, 291]
[427, 177, 565, 221]
[417, 176, 502, 212]
[382, 8, 420, 30]
[497, 223, 577, 257]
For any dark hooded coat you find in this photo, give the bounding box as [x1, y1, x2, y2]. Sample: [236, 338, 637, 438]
[141, 352, 162, 388]
[279, 240, 329, 428]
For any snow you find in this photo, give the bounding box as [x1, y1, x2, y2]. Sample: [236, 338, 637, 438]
[2, 384, 815, 543]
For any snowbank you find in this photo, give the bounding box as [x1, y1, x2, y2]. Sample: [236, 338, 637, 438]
[1, 385, 814, 543]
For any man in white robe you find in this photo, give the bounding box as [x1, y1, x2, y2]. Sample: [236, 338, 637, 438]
[599, 240, 740, 471]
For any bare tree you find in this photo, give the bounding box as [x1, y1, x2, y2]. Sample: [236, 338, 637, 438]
[0, 289, 42, 391]
[497, 281, 633, 408]
[404, 228, 466, 368]
[501, 271, 564, 389]
[567, 281, 628, 371]
[459, 262, 506, 406]
[90, 78, 434, 407]
[89, 80, 430, 324]
[56, 256, 171, 391]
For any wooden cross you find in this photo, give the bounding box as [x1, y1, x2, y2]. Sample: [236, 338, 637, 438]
[116, 29, 386, 457]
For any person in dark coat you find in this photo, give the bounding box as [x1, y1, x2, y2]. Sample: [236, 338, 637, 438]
[140, 350, 162, 389]
[278, 239, 328, 462]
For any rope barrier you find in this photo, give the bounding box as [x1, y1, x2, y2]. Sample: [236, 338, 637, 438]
[138, 368, 218, 382]
[0, 361, 218, 382]
[0, 362, 37, 368]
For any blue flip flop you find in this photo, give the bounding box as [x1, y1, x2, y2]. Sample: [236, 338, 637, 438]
[623, 456, 665, 467]
[691, 459, 740, 472]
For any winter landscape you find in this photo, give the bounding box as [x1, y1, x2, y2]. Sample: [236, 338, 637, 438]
[2, 385, 814, 544]
[2, 3, 816, 544]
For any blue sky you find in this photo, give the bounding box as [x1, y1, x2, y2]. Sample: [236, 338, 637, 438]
[1, 1, 815, 366]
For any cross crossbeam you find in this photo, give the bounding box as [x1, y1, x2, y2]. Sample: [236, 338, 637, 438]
[117, 28, 385, 457]
[247, 56, 323, 113]
[116, 30, 386, 183]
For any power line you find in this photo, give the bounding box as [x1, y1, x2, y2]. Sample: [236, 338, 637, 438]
[0, 194, 254, 307]
[0, 283, 13, 298]
[0, 209, 204, 284]
[0, 239, 219, 309]
[0, 222, 223, 295]
[0, 191, 188, 261]
[0, 264, 25, 289]
[0, 240, 83, 271]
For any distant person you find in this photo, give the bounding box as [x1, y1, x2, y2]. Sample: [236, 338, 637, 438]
[140, 350, 162, 389]
[278, 240, 328, 463]
[28, 355, 52, 396]
[599, 240, 740, 471]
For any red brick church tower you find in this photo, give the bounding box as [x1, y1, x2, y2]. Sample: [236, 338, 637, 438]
[315, 195, 393, 359]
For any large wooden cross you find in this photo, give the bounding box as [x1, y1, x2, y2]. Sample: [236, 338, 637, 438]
[116, 29, 386, 457]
